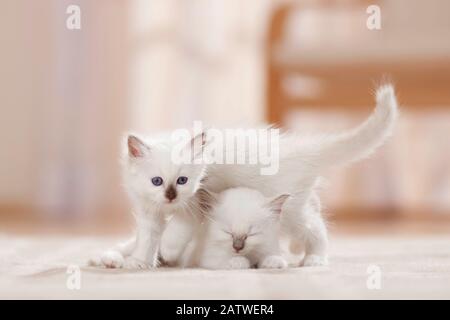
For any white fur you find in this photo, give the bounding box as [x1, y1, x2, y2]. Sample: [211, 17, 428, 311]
[201, 85, 398, 266]
[177, 188, 289, 270]
[91, 85, 397, 269]
[228, 256, 251, 269]
[90, 133, 207, 268]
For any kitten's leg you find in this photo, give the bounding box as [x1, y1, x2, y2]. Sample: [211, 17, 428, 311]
[288, 239, 304, 255]
[123, 214, 165, 269]
[282, 194, 329, 267]
[301, 215, 328, 267]
[301, 193, 328, 266]
[259, 255, 288, 269]
[256, 235, 288, 269]
[115, 236, 136, 255]
[228, 256, 251, 269]
[160, 213, 196, 266]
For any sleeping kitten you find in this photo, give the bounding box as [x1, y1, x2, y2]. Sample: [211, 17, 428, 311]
[89, 132, 208, 269]
[176, 188, 289, 269]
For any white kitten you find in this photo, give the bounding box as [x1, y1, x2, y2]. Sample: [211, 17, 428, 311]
[89, 133, 209, 269]
[177, 188, 289, 270]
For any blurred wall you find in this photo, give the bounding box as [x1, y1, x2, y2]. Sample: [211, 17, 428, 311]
[0, 1, 51, 207]
[269, 0, 450, 216]
[1, 0, 449, 223]
[128, 0, 271, 132]
[0, 0, 130, 218]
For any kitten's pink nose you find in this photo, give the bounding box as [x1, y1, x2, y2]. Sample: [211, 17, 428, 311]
[232, 238, 245, 252]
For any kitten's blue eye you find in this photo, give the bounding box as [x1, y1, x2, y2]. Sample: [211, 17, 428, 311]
[176, 176, 188, 185]
[151, 177, 163, 186]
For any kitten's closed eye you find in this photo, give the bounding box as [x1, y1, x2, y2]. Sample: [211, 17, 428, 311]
[247, 226, 261, 237]
[222, 229, 232, 235]
[247, 232, 261, 237]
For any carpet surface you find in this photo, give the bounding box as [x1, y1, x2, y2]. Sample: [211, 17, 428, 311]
[1, 233, 450, 299]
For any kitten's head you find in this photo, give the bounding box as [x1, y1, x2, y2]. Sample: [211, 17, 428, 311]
[123, 133, 207, 209]
[207, 188, 289, 255]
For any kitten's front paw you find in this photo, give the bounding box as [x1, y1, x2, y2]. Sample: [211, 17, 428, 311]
[260, 255, 288, 269]
[100, 250, 124, 269]
[302, 254, 328, 267]
[123, 256, 149, 270]
[228, 256, 251, 269]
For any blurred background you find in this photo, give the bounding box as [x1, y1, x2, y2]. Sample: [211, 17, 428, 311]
[1, 0, 450, 234]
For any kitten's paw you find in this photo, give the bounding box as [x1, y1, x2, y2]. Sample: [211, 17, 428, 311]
[101, 250, 124, 269]
[228, 256, 251, 269]
[159, 245, 181, 267]
[302, 254, 328, 267]
[260, 255, 288, 269]
[123, 256, 149, 270]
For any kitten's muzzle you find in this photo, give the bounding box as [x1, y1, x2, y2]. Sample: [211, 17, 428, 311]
[165, 185, 177, 202]
[232, 236, 246, 252]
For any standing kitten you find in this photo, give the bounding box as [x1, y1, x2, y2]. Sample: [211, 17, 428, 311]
[89, 133, 208, 269]
[203, 85, 398, 266]
[166, 85, 398, 267]
[177, 188, 290, 269]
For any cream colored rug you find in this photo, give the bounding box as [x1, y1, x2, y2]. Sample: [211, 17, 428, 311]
[1, 233, 450, 299]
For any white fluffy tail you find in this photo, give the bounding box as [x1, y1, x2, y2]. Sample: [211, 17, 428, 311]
[313, 84, 398, 168]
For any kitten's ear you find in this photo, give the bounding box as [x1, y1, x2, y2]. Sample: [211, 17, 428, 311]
[195, 188, 218, 214]
[267, 194, 290, 215]
[127, 135, 150, 158]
